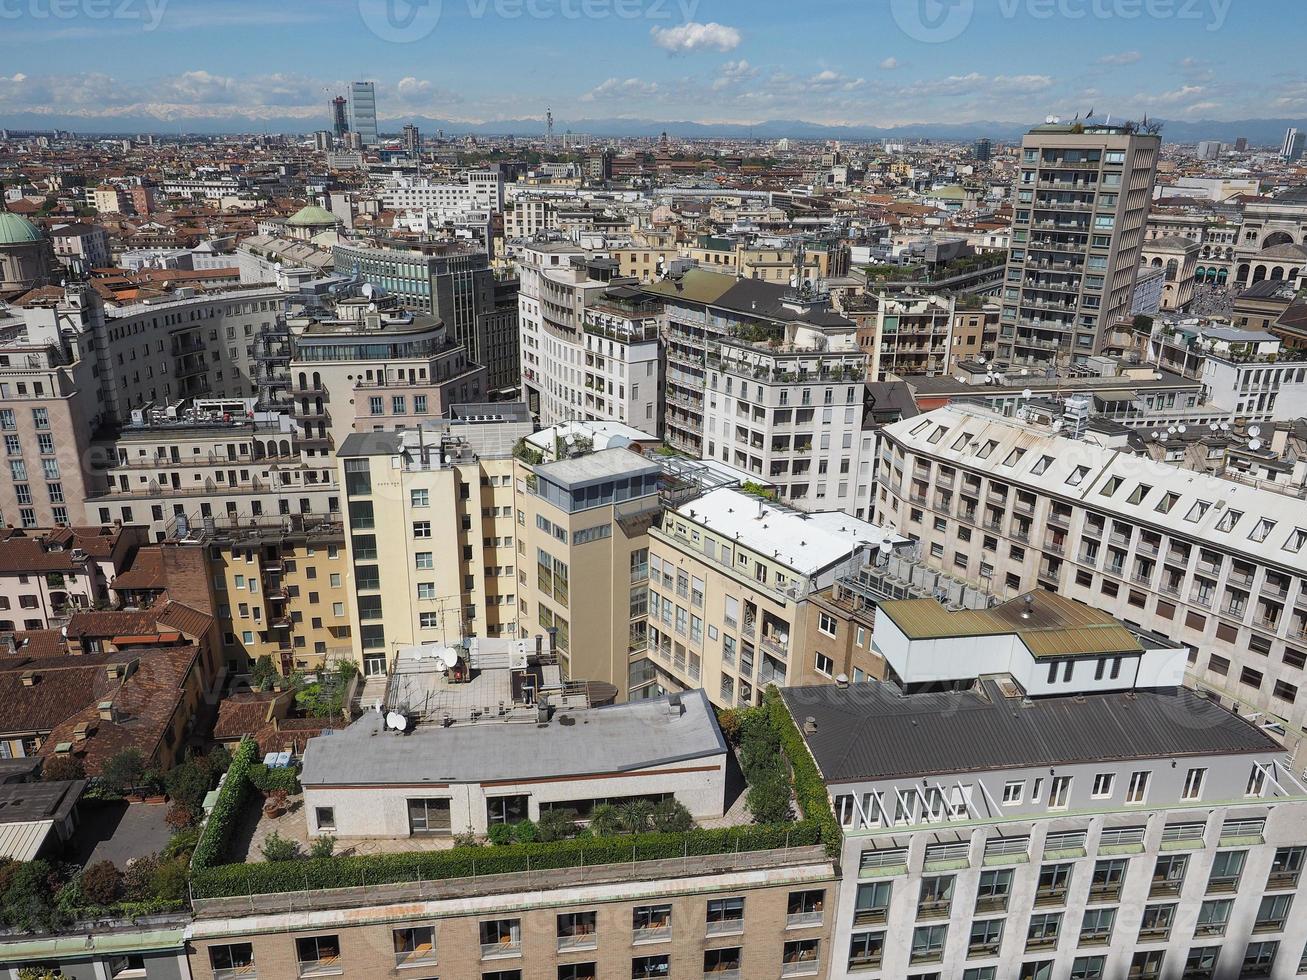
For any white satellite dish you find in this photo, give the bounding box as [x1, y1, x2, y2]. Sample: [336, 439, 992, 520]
[1168, 426, 1178, 435]
[1249, 425, 1262, 438]
[1250, 439, 1263, 452]
[386, 711, 407, 731]
[1022, 388, 1033, 400]
[1152, 431, 1161, 440]
[1221, 422, 1231, 432]
[361, 282, 375, 299]
[440, 646, 459, 669]
[1178, 425, 1187, 434]
[1209, 422, 1219, 432]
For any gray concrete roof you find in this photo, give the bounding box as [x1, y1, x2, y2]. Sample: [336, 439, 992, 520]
[536, 447, 661, 489]
[782, 682, 1280, 784]
[300, 689, 725, 787]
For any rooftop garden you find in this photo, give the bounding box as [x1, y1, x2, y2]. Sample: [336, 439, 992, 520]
[187, 689, 837, 901]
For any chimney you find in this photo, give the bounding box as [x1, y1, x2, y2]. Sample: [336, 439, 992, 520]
[98, 701, 117, 723]
[835, 674, 850, 688]
[803, 716, 818, 735]
[20, 670, 37, 687]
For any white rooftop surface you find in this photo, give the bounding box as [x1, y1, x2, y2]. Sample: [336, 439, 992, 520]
[536, 447, 660, 487]
[526, 420, 658, 453]
[0, 820, 54, 862]
[886, 405, 1307, 569]
[678, 488, 902, 575]
[300, 690, 725, 787]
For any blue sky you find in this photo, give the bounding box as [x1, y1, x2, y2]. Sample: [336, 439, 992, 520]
[0, 0, 1302, 128]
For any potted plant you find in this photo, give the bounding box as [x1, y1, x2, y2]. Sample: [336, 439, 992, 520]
[262, 788, 289, 818]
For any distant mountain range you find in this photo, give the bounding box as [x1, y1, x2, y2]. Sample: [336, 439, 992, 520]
[2, 112, 1304, 146]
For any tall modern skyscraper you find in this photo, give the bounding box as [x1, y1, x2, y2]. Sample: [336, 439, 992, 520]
[998, 121, 1160, 367]
[349, 81, 378, 146]
[330, 95, 349, 139]
[972, 137, 992, 162]
[402, 123, 420, 156]
[1283, 127, 1304, 162]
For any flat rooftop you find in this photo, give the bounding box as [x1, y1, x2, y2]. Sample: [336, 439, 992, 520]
[878, 591, 1145, 659]
[301, 690, 725, 788]
[782, 681, 1281, 784]
[675, 488, 902, 576]
[535, 447, 662, 489]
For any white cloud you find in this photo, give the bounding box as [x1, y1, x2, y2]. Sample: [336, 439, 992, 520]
[1152, 85, 1205, 104]
[649, 21, 741, 54]
[879, 57, 900, 70]
[990, 74, 1055, 93]
[396, 77, 433, 97]
[581, 77, 661, 102]
[1099, 51, 1142, 66]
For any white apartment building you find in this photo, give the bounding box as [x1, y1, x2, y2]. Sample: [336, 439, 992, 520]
[579, 286, 663, 430]
[380, 171, 504, 213]
[518, 243, 640, 426]
[875, 404, 1307, 763]
[1196, 327, 1307, 422]
[788, 675, 1307, 980]
[705, 317, 874, 517]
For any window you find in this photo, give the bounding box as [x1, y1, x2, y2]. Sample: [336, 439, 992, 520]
[556, 910, 597, 951]
[1002, 780, 1024, 805]
[853, 882, 891, 925]
[314, 806, 335, 831]
[1026, 912, 1061, 948]
[975, 868, 1012, 912]
[818, 612, 837, 637]
[1070, 957, 1105, 980]
[415, 552, 434, 569]
[480, 918, 521, 957]
[412, 521, 431, 538]
[1125, 770, 1149, 804]
[407, 798, 451, 835]
[706, 896, 745, 933]
[294, 935, 342, 977]
[632, 904, 671, 940]
[910, 925, 947, 964]
[410, 489, 429, 508]
[1182, 767, 1206, 800]
[703, 948, 741, 976]
[1195, 898, 1232, 936]
[1048, 775, 1072, 810]
[558, 966, 597, 980]
[848, 931, 885, 971]
[787, 889, 825, 926]
[393, 925, 436, 966]
[1091, 773, 1114, 798]
[1079, 907, 1115, 945]
[209, 943, 255, 979]
[1254, 893, 1292, 932]
[815, 652, 833, 677]
[631, 955, 670, 979]
[417, 583, 436, 600]
[969, 917, 1003, 954]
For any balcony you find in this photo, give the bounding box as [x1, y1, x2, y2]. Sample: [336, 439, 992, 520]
[557, 932, 597, 952]
[781, 960, 821, 978]
[632, 925, 672, 944]
[786, 910, 823, 928]
[760, 632, 789, 659]
[480, 940, 521, 959]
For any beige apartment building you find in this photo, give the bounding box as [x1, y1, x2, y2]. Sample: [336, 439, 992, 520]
[87, 399, 339, 541]
[644, 487, 903, 707]
[514, 447, 663, 697]
[336, 412, 532, 677]
[169, 512, 353, 675]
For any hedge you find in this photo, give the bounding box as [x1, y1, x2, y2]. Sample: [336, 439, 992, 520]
[248, 763, 301, 796]
[191, 738, 258, 872]
[190, 822, 822, 899]
[765, 687, 842, 858]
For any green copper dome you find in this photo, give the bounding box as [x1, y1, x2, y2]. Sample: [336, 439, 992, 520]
[0, 211, 44, 245]
[286, 204, 341, 228]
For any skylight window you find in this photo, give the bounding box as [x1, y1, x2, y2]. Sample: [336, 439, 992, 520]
[1066, 465, 1089, 487]
[1127, 483, 1152, 505]
[927, 426, 949, 445]
[1155, 492, 1180, 514]
[1285, 528, 1307, 554]
[1100, 476, 1123, 497]
[1002, 448, 1026, 467]
[1184, 500, 1210, 522]
[1216, 509, 1243, 533]
[1249, 518, 1276, 543]
[951, 433, 973, 452]
[1032, 455, 1053, 476]
[910, 420, 932, 437]
[976, 439, 998, 460]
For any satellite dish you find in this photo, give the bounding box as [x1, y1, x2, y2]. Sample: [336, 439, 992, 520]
[1168, 426, 1178, 435]
[361, 282, 375, 299]
[1178, 425, 1187, 434]
[1250, 439, 1263, 452]
[1208, 422, 1219, 432]
[1221, 422, 1231, 432]
[1022, 388, 1033, 400]
[1152, 431, 1161, 440]
[440, 646, 459, 669]
[1249, 425, 1262, 437]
